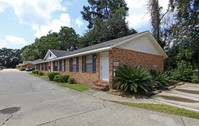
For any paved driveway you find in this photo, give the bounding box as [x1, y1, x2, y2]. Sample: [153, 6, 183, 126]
[0, 69, 198, 126]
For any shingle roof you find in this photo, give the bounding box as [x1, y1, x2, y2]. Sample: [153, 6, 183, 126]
[56, 31, 148, 58]
[32, 59, 43, 64]
[49, 49, 69, 57]
[36, 30, 168, 64]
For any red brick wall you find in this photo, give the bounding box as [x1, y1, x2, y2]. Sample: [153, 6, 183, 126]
[109, 48, 164, 81]
[41, 53, 101, 85]
[39, 48, 164, 85]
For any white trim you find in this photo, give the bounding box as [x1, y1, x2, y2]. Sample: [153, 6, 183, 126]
[110, 32, 148, 48]
[111, 31, 168, 58]
[56, 47, 111, 60]
[43, 50, 57, 60]
[147, 33, 168, 58]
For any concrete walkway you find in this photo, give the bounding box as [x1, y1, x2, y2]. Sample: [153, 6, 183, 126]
[84, 83, 199, 112]
[0, 69, 198, 126]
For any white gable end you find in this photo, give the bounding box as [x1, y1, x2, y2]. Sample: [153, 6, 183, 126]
[117, 35, 162, 56]
[46, 53, 56, 60]
[43, 50, 57, 60]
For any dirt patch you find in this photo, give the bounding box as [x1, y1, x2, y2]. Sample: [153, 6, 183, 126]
[159, 95, 199, 103]
[175, 89, 199, 95]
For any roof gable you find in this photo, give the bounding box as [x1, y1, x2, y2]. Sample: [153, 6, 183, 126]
[116, 33, 167, 58]
[43, 50, 57, 60]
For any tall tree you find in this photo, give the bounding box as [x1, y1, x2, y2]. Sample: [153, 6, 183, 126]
[0, 48, 22, 68]
[164, 0, 199, 69]
[22, 26, 79, 61]
[80, 0, 136, 47]
[147, 0, 170, 48]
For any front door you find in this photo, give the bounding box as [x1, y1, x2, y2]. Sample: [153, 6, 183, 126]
[100, 52, 109, 81]
[48, 62, 51, 72]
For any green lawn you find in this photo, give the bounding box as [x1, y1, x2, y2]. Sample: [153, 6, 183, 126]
[43, 77, 89, 92]
[111, 101, 199, 119]
[29, 73, 42, 77]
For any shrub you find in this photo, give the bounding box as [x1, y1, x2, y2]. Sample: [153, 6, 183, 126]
[37, 70, 43, 76]
[112, 65, 152, 93]
[68, 78, 76, 84]
[191, 73, 199, 83]
[171, 60, 194, 82]
[48, 72, 60, 81]
[53, 75, 69, 83]
[62, 75, 69, 82]
[32, 70, 36, 74]
[150, 69, 169, 89]
[54, 75, 62, 82]
[19, 68, 26, 71]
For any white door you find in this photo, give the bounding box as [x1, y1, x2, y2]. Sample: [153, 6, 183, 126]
[100, 52, 109, 81]
[51, 62, 53, 72]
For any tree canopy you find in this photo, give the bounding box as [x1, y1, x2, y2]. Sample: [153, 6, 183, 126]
[21, 26, 79, 61]
[79, 0, 137, 47]
[0, 48, 22, 68]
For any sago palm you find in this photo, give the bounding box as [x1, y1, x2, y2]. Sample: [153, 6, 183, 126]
[112, 65, 152, 93]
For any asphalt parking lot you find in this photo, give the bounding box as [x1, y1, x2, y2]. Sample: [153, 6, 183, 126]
[0, 69, 198, 126]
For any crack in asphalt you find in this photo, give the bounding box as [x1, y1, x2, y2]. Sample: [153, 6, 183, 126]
[36, 100, 106, 126]
[0, 114, 13, 126]
[180, 116, 186, 126]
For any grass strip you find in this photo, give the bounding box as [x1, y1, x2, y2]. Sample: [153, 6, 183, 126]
[43, 77, 89, 92]
[111, 101, 199, 119]
[29, 73, 42, 77]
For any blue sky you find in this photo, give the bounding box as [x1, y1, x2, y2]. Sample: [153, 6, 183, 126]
[0, 0, 168, 49]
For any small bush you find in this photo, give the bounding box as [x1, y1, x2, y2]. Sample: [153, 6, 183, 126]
[19, 68, 26, 71]
[62, 75, 69, 82]
[48, 72, 60, 81]
[53, 75, 69, 83]
[32, 70, 36, 74]
[37, 70, 43, 76]
[68, 78, 76, 84]
[150, 69, 169, 89]
[191, 73, 199, 83]
[171, 60, 194, 82]
[112, 65, 152, 94]
[54, 75, 62, 82]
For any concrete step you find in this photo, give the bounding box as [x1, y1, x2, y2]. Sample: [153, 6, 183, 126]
[92, 81, 110, 91]
[92, 86, 105, 91]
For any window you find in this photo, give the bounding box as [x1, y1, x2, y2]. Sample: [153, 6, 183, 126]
[53, 61, 58, 71]
[42, 63, 44, 70]
[69, 57, 79, 72]
[36, 64, 40, 70]
[86, 55, 93, 72]
[45, 63, 47, 71]
[59, 60, 65, 72]
[82, 54, 96, 73]
[62, 60, 65, 71]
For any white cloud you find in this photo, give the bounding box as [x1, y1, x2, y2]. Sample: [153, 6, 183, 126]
[5, 35, 27, 45]
[75, 17, 83, 28]
[0, 0, 65, 26]
[0, 1, 9, 12]
[34, 13, 71, 38]
[125, 0, 169, 31]
[0, 39, 7, 48]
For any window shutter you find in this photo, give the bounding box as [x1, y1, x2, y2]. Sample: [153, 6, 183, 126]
[93, 54, 96, 73]
[82, 56, 84, 72]
[76, 57, 79, 72]
[64, 59, 65, 72]
[69, 58, 72, 72]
